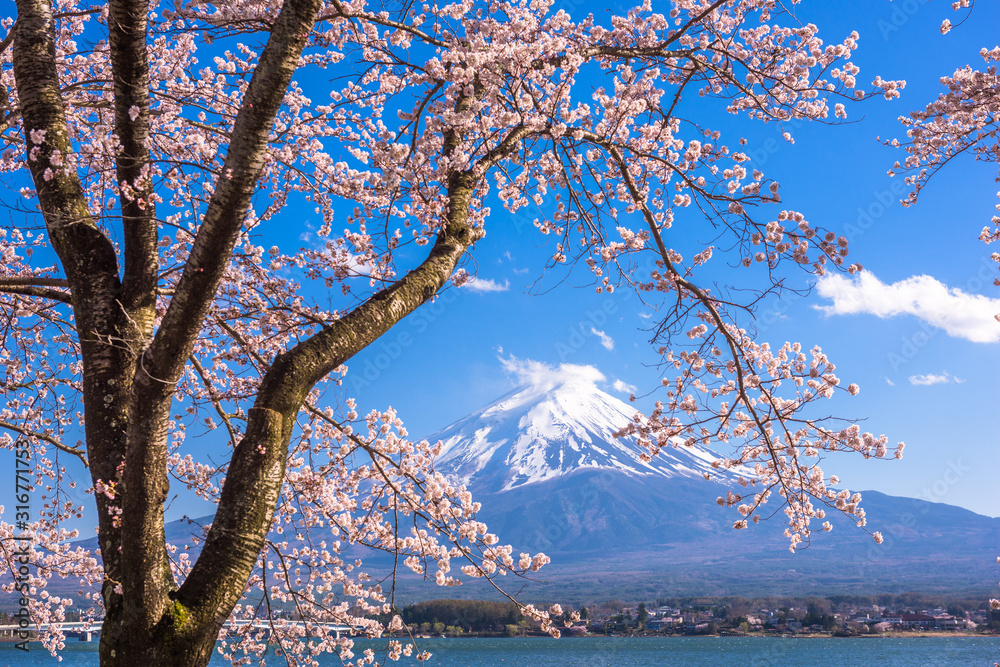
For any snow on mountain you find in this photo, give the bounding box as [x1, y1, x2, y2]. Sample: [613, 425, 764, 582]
[428, 358, 739, 494]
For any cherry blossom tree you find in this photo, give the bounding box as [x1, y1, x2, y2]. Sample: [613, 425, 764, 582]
[0, 0, 902, 664]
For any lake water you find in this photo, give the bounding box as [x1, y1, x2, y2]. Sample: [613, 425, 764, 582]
[3, 636, 1000, 666]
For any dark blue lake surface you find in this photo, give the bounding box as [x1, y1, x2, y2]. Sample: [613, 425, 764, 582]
[4, 636, 1000, 666]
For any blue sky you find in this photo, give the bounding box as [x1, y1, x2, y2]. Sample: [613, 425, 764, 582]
[342, 0, 1000, 519]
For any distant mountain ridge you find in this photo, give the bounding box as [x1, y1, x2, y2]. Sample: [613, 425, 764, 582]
[420, 372, 1000, 600]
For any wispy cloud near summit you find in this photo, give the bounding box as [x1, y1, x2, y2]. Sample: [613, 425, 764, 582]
[499, 355, 605, 391]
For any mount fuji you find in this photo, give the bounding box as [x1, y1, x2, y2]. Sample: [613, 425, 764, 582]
[426, 361, 767, 556]
[430, 367, 738, 495]
[419, 359, 1000, 600]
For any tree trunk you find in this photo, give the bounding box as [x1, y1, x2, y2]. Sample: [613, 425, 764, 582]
[10, 0, 519, 661]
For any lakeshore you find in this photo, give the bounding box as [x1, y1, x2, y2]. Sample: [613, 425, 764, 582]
[4, 636, 1000, 666]
[3, 629, 997, 643]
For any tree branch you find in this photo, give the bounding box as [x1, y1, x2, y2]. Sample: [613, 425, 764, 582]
[0, 276, 68, 288]
[176, 97, 539, 628]
[109, 0, 159, 337]
[606, 144, 800, 514]
[0, 284, 72, 303]
[139, 0, 323, 391]
[0, 420, 87, 467]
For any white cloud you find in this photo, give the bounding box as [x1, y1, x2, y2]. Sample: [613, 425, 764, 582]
[463, 277, 510, 293]
[612, 379, 637, 394]
[815, 271, 1000, 343]
[499, 355, 605, 391]
[590, 327, 615, 351]
[908, 371, 964, 386]
[884, 377, 895, 387]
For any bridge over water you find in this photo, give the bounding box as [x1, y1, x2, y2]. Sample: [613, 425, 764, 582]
[0, 620, 353, 642]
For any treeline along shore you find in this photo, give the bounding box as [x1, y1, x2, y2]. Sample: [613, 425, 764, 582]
[377, 594, 1000, 638]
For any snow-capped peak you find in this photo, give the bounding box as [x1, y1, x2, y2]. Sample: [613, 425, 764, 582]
[428, 361, 740, 494]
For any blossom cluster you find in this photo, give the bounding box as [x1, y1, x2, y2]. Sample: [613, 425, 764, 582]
[617, 330, 901, 551]
[887, 2, 999, 279]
